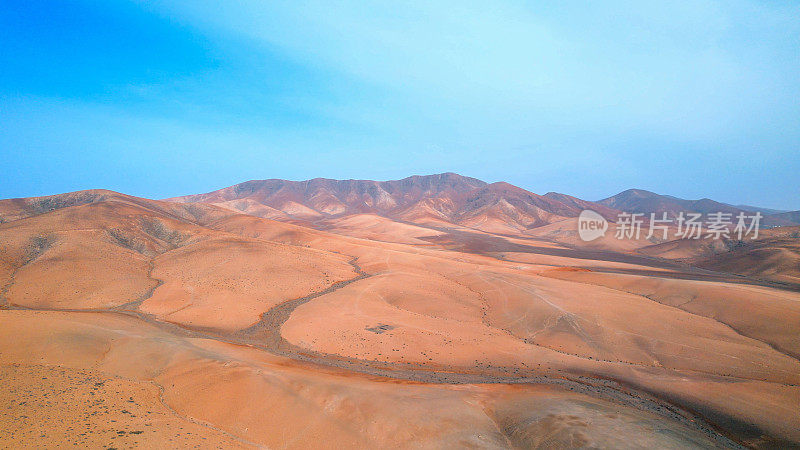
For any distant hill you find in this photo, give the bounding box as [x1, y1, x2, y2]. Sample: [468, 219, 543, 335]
[598, 189, 743, 216]
[598, 189, 798, 227]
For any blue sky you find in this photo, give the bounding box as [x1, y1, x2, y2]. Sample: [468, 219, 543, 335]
[1, 0, 798, 208]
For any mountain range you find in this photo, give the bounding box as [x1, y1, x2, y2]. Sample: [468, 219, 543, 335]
[2, 173, 795, 236]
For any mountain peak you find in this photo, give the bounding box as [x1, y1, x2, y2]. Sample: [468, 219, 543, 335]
[395, 172, 487, 187]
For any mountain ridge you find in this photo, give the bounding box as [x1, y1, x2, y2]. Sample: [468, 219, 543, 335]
[167, 173, 799, 232]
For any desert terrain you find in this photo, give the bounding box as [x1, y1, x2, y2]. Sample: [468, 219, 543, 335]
[1, 174, 799, 448]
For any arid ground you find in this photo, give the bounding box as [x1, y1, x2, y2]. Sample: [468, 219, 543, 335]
[1, 176, 799, 448]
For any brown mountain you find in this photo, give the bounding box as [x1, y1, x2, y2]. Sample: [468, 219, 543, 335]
[168, 173, 617, 233]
